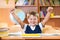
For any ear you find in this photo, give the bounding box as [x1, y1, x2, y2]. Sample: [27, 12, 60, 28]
[27, 18, 30, 23]
[26, 13, 29, 18]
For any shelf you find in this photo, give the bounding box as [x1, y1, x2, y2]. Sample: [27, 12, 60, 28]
[15, 5, 37, 7]
[40, 17, 60, 19]
[39, 5, 60, 7]
[39, 0, 60, 7]
[40, 16, 60, 19]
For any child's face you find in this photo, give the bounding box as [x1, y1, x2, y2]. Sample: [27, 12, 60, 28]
[28, 15, 38, 26]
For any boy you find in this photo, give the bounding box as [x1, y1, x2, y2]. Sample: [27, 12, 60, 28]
[11, 7, 53, 34]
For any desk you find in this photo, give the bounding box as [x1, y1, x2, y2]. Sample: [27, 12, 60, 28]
[1, 25, 60, 40]
[1, 36, 60, 40]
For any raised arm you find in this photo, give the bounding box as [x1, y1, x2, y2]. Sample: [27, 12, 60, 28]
[41, 7, 53, 25]
[10, 9, 25, 28]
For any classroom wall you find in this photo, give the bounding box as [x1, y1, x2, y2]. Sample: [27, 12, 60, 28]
[0, 8, 14, 26]
[0, 0, 15, 8]
[0, 0, 15, 26]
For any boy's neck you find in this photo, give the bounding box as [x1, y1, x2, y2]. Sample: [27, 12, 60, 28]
[29, 24, 36, 27]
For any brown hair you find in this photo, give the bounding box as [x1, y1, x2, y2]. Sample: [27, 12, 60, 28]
[27, 11, 39, 18]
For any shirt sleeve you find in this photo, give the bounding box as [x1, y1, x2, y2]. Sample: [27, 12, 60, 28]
[39, 23, 43, 30]
[23, 24, 28, 32]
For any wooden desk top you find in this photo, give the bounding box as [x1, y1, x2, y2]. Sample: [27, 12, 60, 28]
[1, 36, 60, 39]
[1, 25, 60, 39]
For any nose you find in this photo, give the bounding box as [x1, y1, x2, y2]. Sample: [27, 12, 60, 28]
[31, 19, 34, 22]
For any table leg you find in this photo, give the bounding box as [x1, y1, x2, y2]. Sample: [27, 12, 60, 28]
[0, 37, 1, 40]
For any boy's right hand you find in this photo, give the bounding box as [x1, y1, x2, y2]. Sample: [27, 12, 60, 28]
[10, 9, 15, 14]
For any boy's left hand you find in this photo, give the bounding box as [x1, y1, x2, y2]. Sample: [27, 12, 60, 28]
[47, 7, 53, 13]
[41, 7, 54, 25]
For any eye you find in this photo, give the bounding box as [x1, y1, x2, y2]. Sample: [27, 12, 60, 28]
[30, 18, 32, 20]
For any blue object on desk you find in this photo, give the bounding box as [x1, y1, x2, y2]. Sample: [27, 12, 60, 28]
[10, 9, 25, 24]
